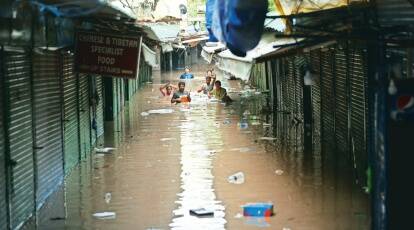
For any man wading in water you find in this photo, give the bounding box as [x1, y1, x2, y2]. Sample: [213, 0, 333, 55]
[171, 81, 191, 104]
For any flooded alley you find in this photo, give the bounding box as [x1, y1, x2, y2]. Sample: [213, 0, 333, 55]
[37, 66, 370, 230]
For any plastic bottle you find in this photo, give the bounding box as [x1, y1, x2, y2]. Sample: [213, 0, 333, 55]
[228, 172, 245, 184]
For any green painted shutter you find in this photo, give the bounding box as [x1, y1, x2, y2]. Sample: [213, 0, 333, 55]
[62, 53, 80, 174]
[0, 47, 8, 229]
[96, 76, 104, 137]
[78, 74, 91, 159]
[96, 76, 104, 138]
[4, 50, 35, 229]
[32, 50, 64, 209]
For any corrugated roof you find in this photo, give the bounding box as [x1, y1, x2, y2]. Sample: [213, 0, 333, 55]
[143, 23, 180, 42]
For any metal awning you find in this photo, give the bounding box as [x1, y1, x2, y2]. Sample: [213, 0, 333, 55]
[142, 43, 157, 67]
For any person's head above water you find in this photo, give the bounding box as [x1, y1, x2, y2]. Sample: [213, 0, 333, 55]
[214, 80, 221, 89]
[206, 76, 212, 84]
[178, 81, 185, 92]
[166, 85, 173, 94]
[184, 67, 190, 73]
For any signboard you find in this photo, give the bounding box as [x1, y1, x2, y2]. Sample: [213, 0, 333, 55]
[75, 31, 141, 79]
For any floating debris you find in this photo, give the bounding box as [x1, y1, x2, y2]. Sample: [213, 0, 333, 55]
[141, 112, 150, 116]
[92, 212, 116, 219]
[258, 137, 277, 141]
[147, 109, 174, 114]
[242, 203, 274, 217]
[94, 147, 116, 154]
[263, 123, 271, 127]
[234, 213, 243, 219]
[189, 208, 214, 217]
[105, 193, 112, 204]
[238, 122, 249, 129]
[275, 169, 284, 176]
[160, 137, 177, 142]
[228, 172, 245, 184]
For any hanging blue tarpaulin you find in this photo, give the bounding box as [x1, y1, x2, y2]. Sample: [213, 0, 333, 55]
[208, 0, 268, 57]
[205, 0, 218, 42]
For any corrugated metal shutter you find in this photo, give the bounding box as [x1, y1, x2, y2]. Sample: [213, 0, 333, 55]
[334, 45, 349, 153]
[96, 76, 104, 138]
[287, 57, 295, 115]
[349, 47, 368, 184]
[62, 53, 80, 175]
[113, 78, 119, 116]
[0, 47, 8, 229]
[294, 56, 305, 118]
[310, 50, 322, 151]
[90, 76, 97, 146]
[4, 50, 35, 229]
[320, 49, 336, 149]
[32, 50, 64, 209]
[78, 74, 91, 159]
[376, 0, 414, 26]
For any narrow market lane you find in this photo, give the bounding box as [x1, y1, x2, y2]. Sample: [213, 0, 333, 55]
[38, 66, 370, 230]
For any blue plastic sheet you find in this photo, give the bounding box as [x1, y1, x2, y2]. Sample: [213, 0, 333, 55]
[210, 0, 268, 57]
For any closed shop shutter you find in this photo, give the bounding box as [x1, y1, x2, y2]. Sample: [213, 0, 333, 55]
[96, 76, 104, 138]
[287, 57, 295, 114]
[0, 48, 8, 229]
[334, 45, 349, 153]
[32, 50, 64, 209]
[310, 50, 322, 151]
[78, 74, 91, 159]
[113, 78, 119, 116]
[321, 49, 336, 149]
[62, 53, 80, 175]
[90, 76, 97, 146]
[4, 50, 35, 229]
[349, 47, 368, 184]
[294, 56, 306, 118]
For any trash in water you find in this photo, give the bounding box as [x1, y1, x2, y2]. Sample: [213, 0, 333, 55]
[249, 115, 259, 120]
[243, 110, 251, 116]
[105, 193, 112, 204]
[275, 169, 284, 176]
[223, 119, 231, 125]
[230, 147, 252, 153]
[263, 123, 271, 127]
[254, 91, 262, 95]
[147, 109, 174, 114]
[234, 213, 243, 219]
[258, 137, 277, 141]
[50, 217, 65, 221]
[282, 228, 291, 230]
[238, 122, 249, 129]
[147, 101, 151, 104]
[242, 203, 274, 217]
[95, 147, 116, 153]
[92, 212, 116, 219]
[251, 121, 261, 126]
[189, 208, 214, 217]
[160, 137, 176, 142]
[141, 112, 150, 116]
[228, 172, 245, 184]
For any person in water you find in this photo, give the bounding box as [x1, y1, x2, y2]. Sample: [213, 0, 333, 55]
[180, 67, 194, 79]
[197, 70, 216, 94]
[171, 81, 191, 104]
[159, 82, 177, 97]
[208, 80, 232, 103]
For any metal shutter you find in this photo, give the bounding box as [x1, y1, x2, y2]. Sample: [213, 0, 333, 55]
[96, 76, 104, 138]
[294, 56, 305, 119]
[349, 48, 368, 184]
[334, 45, 349, 153]
[310, 50, 322, 151]
[62, 53, 80, 175]
[287, 57, 295, 115]
[321, 49, 336, 149]
[0, 47, 8, 229]
[4, 50, 35, 229]
[32, 50, 64, 209]
[78, 74, 91, 159]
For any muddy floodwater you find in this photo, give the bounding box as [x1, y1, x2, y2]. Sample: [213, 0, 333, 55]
[38, 65, 370, 230]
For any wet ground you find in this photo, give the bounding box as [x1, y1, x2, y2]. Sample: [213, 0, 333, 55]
[38, 65, 370, 230]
